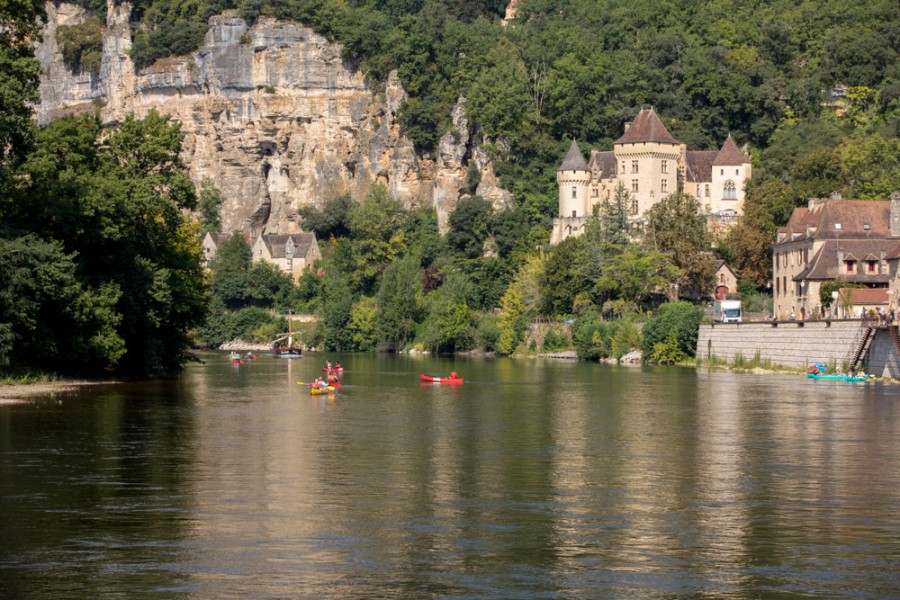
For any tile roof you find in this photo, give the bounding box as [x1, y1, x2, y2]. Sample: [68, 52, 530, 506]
[587, 150, 616, 178]
[777, 199, 891, 243]
[261, 233, 317, 259]
[685, 150, 717, 182]
[840, 287, 889, 305]
[793, 239, 893, 283]
[559, 139, 589, 171]
[614, 108, 680, 145]
[712, 134, 746, 165]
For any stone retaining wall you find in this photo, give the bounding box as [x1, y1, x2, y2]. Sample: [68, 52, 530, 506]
[697, 320, 900, 377]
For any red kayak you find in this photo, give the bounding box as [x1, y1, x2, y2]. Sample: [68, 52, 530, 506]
[322, 367, 344, 373]
[420, 374, 464, 384]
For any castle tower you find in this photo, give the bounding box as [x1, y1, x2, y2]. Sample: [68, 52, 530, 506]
[557, 140, 591, 218]
[709, 133, 751, 215]
[612, 108, 683, 218]
[551, 140, 592, 243]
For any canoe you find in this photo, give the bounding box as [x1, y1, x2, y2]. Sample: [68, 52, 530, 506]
[310, 386, 335, 395]
[807, 373, 868, 382]
[420, 374, 464, 384]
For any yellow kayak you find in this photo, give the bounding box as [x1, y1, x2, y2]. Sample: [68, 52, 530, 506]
[309, 386, 335, 395]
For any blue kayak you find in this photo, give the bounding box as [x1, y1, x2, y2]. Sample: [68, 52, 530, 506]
[807, 373, 868, 382]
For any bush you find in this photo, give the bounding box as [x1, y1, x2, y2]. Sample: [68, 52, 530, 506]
[477, 314, 500, 352]
[573, 311, 608, 360]
[641, 301, 703, 363]
[541, 327, 569, 352]
[57, 18, 104, 74]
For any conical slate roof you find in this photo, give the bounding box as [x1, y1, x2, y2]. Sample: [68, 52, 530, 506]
[559, 139, 589, 171]
[614, 108, 680, 145]
[713, 134, 746, 165]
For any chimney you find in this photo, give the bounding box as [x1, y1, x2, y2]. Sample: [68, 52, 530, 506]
[891, 191, 900, 238]
[623, 121, 631, 134]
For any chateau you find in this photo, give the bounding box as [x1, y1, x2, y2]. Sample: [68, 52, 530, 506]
[551, 108, 751, 244]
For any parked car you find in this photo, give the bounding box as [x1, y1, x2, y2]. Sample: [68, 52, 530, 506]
[716, 209, 738, 218]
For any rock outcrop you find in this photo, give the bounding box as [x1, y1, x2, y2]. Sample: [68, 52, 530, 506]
[35, 2, 512, 235]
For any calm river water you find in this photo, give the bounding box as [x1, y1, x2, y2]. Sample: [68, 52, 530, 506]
[1, 352, 898, 598]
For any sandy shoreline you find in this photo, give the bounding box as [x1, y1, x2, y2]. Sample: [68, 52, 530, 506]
[0, 379, 123, 404]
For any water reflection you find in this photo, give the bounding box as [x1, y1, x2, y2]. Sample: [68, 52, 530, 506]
[1, 354, 898, 598]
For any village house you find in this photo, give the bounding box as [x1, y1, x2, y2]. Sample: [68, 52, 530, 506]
[772, 195, 900, 321]
[713, 260, 739, 300]
[201, 231, 321, 281]
[836, 287, 890, 319]
[250, 233, 321, 281]
[201, 232, 250, 268]
[552, 108, 751, 243]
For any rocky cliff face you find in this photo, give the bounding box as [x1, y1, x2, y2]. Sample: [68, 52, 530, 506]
[35, 1, 511, 234]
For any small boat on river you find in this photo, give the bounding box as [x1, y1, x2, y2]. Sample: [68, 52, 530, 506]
[420, 374, 464, 384]
[309, 386, 335, 395]
[807, 373, 868, 382]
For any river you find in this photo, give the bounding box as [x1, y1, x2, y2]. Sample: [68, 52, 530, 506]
[1, 352, 898, 598]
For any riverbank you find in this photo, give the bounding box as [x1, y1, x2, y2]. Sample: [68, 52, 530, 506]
[0, 379, 123, 404]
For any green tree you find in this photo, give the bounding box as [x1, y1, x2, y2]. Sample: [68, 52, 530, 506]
[447, 195, 494, 259]
[643, 192, 715, 298]
[641, 301, 703, 363]
[348, 184, 408, 293]
[197, 177, 224, 235]
[421, 271, 477, 353]
[377, 254, 422, 351]
[539, 236, 585, 315]
[211, 233, 253, 309]
[321, 266, 354, 351]
[9, 111, 207, 376]
[595, 246, 680, 312]
[348, 295, 379, 351]
[298, 193, 353, 239]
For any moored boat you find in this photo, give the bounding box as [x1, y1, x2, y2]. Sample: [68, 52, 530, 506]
[420, 374, 464, 384]
[807, 372, 868, 382]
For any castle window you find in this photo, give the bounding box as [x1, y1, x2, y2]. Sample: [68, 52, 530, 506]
[592, 188, 598, 197]
[631, 199, 639, 215]
[662, 160, 668, 174]
[720, 169, 724, 175]
[845, 260, 855, 273]
[867, 261, 876, 273]
[631, 179, 639, 193]
[572, 210, 577, 217]
[286, 258, 292, 270]
[631, 160, 638, 173]
[572, 187, 577, 199]
[704, 184, 710, 197]
[724, 180, 736, 199]
[735, 169, 739, 175]
[661, 179, 668, 193]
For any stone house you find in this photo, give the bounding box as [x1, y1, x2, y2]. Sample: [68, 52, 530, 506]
[837, 287, 890, 319]
[773, 196, 899, 321]
[552, 108, 751, 243]
[202, 231, 321, 281]
[713, 260, 739, 300]
[202, 232, 251, 268]
[251, 233, 321, 281]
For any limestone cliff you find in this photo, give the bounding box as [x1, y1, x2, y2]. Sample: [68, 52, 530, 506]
[35, 2, 512, 234]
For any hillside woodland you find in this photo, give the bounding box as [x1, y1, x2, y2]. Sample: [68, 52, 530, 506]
[1, 0, 897, 376]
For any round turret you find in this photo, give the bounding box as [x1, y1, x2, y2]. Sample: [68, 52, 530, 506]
[557, 140, 591, 218]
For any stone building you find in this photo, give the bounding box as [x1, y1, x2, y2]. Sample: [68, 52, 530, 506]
[772, 196, 900, 321]
[202, 231, 321, 281]
[551, 108, 751, 244]
[251, 233, 321, 281]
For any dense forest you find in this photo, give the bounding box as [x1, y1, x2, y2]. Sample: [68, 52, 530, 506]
[1, 0, 898, 377]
